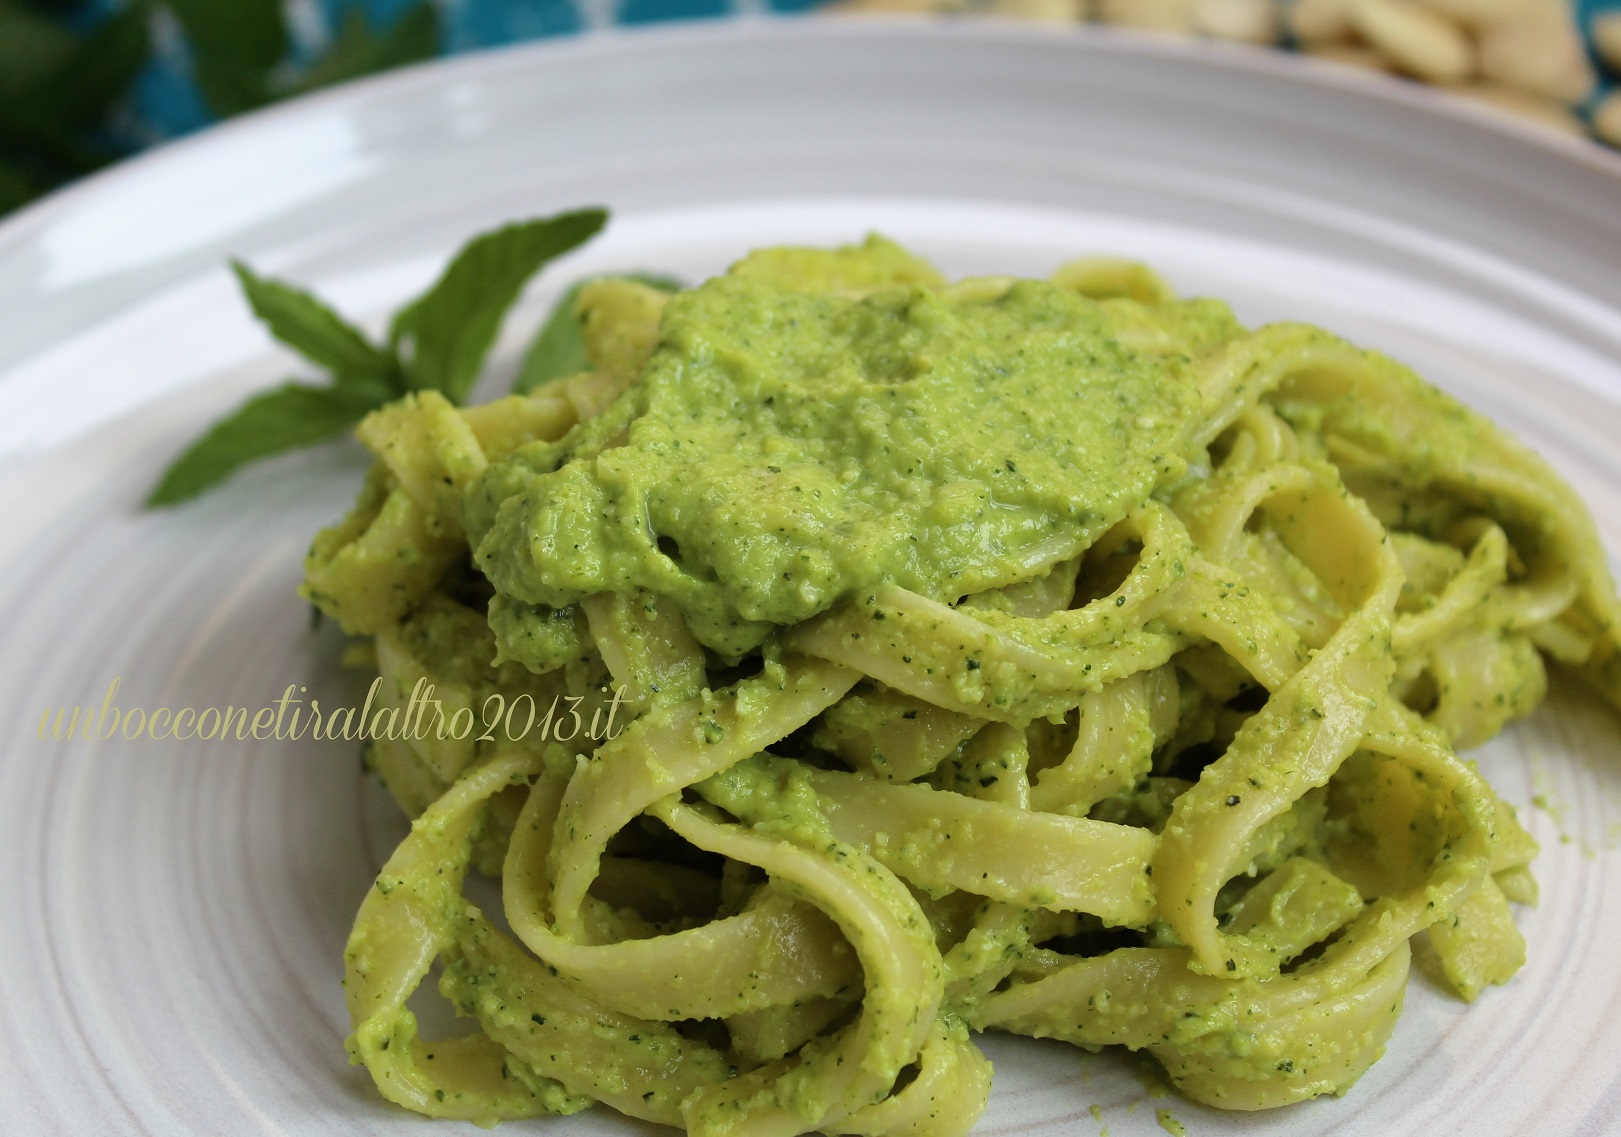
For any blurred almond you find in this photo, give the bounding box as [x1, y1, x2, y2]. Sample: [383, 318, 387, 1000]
[1594, 91, 1621, 147]
[1098, 0, 1199, 32]
[1479, 2, 1595, 104]
[1353, 0, 1474, 82]
[826, 0, 952, 14]
[1592, 12, 1621, 74]
[989, 0, 1088, 21]
[1195, 0, 1279, 41]
[1288, 0, 1356, 41]
[1304, 41, 1394, 69]
[1413, 0, 1524, 29]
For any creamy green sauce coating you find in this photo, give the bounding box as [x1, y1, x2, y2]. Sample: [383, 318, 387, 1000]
[466, 244, 1213, 657]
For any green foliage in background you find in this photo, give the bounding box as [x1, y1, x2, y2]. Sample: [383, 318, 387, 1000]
[0, 0, 149, 213]
[0, 0, 439, 218]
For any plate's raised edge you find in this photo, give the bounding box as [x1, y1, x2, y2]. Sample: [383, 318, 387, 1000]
[2, 17, 1621, 259]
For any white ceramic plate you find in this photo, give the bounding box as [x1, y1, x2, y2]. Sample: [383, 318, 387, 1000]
[1, 21, 1619, 1137]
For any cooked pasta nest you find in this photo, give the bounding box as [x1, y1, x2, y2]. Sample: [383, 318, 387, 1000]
[305, 241, 1621, 1134]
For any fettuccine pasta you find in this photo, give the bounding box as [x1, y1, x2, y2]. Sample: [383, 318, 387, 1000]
[307, 237, 1618, 1133]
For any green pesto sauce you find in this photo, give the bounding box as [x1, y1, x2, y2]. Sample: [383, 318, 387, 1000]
[467, 245, 1211, 657]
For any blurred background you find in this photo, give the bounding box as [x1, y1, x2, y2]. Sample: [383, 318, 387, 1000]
[2, 0, 1617, 220]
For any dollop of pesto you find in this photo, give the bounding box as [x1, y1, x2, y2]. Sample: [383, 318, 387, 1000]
[466, 245, 1210, 657]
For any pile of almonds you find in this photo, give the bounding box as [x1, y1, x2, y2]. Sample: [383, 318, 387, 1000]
[828, 0, 1621, 149]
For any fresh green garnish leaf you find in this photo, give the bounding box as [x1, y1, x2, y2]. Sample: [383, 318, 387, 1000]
[151, 208, 611, 507]
[147, 379, 394, 506]
[391, 208, 608, 404]
[514, 271, 683, 394]
[514, 281, 592, 393]
[230, 261, 399, 384]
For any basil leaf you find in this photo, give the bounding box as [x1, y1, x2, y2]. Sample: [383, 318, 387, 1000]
[232, 261, 399, 384]
[514, 271, 683, 394]
[147, 379, 392, 506]
[392, 208, 608, 404]
[165, 0, 288, 115]
[150, 208, 611, 507]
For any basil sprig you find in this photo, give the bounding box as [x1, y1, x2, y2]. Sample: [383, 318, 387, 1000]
[148, 207, 608, 506]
